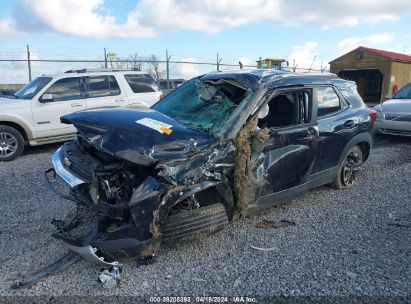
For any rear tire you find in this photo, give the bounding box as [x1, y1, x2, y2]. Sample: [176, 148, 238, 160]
[331, 145, 363, 189]
[162, 203, 228, 243]
[0, 126, 24, 162]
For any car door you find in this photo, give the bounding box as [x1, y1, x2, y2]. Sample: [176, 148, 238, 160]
[250, 88, 318, 208]
[123, 74, 162, 107]
[32, 77, 86, 138]
[84, 75, 126, 109]
[310, 85, 352, 175]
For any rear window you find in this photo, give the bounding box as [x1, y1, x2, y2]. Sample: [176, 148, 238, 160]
[317, 86, 341, 117]
[85, 75, 120, 98]
[124, 74, 158, 93]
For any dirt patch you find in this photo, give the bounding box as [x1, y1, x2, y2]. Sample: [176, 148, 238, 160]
[233, 118, 258, 214]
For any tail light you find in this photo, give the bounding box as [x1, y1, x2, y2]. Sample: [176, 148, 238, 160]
[368, 109, 377, 122]
[160, 94, 164, 100]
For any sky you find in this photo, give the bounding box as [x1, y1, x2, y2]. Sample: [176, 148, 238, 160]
[1, 0, 411, 81]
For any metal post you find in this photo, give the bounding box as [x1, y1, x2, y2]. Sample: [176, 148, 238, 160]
[104, 48, 108, 69]
[27, 44, 32, 82]
[166, 49, 171, 89]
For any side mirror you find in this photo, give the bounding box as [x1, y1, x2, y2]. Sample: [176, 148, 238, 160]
[385, 94, 392, 100]
[40, 93, 53, 103]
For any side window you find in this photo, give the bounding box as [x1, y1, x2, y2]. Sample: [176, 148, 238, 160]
[108, 76, 120, 95]
[86, 75, 120, 98]
[317, 86, 341, 116]
[124, 74, 157, 93]
[43, 77, 82, 102]
[257, 89, 312, 129]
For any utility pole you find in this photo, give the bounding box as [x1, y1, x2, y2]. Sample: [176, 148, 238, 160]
[216, 53, 222, 71]
[104, 48, 108, 69]
[26, 44, 32, 82]
[166, 49, 171, 89]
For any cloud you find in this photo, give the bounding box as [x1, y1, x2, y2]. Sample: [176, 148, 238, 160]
[336, 33, 395, 55]
[1, 0, 411, 38]
[0, 17, 23, 36]
[170, 58, 202, 79]
[287, 41, 322, 70]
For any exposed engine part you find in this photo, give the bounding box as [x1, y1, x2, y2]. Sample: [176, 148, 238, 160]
[98, 170, 138, 203]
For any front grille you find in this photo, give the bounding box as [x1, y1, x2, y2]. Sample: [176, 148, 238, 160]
[68, 159, 94, 181]
[384, 113, 411, 122]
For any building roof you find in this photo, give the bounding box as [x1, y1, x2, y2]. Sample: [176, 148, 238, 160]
[329, 46, 411, 64]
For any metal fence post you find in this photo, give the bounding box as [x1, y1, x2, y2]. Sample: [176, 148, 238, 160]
[27, 44, 32, 82]
[166, 49, 171, 89]
[104, 48, 108, 69]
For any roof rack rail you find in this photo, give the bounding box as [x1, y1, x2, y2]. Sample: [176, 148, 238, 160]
[64, 68, 143, 73]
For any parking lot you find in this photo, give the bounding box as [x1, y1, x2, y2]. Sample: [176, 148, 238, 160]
[0, 135, 410, 300]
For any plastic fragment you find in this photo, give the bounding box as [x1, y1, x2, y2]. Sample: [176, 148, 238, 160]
[98, 266, 122, 289]
[250, 245, 277, 251]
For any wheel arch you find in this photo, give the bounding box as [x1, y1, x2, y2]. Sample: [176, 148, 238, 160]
[338, 132, 373, 167]
[0, 121, 29, 141]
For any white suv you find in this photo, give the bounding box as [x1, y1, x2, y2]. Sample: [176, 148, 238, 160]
[0, 69, 162, 161]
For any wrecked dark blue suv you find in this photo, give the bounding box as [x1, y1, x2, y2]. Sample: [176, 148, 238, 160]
[46, 69, 375, 266]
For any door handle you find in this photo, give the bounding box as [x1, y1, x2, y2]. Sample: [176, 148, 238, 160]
[115, 98, 126, 102]
[344, 120, 356, 128]
[71, 102, 83, 107]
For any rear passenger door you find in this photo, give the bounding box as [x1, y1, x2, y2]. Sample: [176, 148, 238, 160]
[311, 86, 352, 174]
[84, 75, 125, 109]
[124, 74, 162, 107]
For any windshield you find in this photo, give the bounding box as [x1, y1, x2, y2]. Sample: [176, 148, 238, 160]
[14, 77, 52, 99]
[152, 78, 252, 137]
[392, 83, 411, 99]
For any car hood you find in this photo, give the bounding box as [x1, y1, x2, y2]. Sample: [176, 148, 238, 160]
[374, 99, 411, 114]
[61, 108, 217, 165]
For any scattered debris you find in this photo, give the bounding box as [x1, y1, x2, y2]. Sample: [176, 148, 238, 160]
[98, 266, 122, 289]
[326, 270, 333, 278]
[10, 252, 80, 289]
[256, 219, 295, 229]
[233, 278, 242, 287]
[250, 245, 277, 251]
[166, 274, 173, 279]
[192, 277, 207, 283]
[346, 271, 357, 279]
[387, 214, 411, 228]
[51, 213, 80, 232]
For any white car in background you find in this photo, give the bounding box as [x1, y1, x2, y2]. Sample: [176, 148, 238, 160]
[0, 69, 162, 161]
[373, 82, 411, 137]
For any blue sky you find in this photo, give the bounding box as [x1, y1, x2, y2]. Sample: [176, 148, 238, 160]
[1, 0, 411, 80]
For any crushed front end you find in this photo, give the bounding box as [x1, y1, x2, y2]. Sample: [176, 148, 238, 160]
[46, 108, 236, 265]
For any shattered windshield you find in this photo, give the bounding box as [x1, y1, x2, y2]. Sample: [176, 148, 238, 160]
[152, 78, 252, 137]
[14, 77, 52, 99]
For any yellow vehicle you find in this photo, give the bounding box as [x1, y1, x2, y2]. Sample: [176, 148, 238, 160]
[256, 57, 289, 70]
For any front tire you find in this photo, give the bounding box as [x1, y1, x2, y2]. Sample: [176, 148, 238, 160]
[0, 126, 24, 162]
[331, 145, 363, 189]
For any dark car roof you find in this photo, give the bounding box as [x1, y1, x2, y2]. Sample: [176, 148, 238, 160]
[200, 69, 349, 91]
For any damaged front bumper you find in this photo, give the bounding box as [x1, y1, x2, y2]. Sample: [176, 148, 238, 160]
[52, 147, 86, 187]
[45, 143, 233, 267]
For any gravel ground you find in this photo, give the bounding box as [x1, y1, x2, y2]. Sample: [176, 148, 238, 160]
[0, 135, 410, 302]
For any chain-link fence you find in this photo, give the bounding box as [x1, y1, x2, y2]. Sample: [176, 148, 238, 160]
[0, 46, 329, 87]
